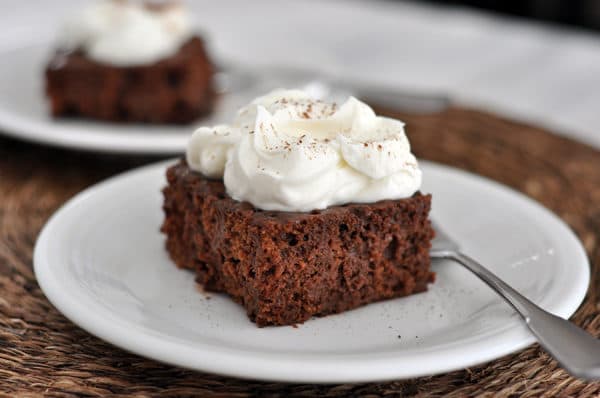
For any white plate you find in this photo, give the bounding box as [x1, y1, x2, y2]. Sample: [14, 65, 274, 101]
[34, 160, 589, 383]
[0, 42, 345, 154]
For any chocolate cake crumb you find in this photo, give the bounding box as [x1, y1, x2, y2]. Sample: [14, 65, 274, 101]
[45, 37, 215, 124]
[161, 160, 435, 327]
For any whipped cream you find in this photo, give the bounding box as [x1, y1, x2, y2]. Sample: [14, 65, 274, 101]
[58, 0, 193, 66]
[186, 89, 422, 212]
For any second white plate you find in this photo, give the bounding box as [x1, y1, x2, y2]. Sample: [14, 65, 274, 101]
[34, 160, 589, 383]
[0, 42, 346, 154]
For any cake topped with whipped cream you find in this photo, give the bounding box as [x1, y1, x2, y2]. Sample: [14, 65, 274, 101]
[186, 89, 422, 212]
[57, 0, 193, 66]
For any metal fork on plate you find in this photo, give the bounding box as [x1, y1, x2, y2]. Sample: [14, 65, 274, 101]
[430, 223, 600, 381]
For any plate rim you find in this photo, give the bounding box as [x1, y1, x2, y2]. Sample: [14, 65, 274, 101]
[33, 159, 590, 383]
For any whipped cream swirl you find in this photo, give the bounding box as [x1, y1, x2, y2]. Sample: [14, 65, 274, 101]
[58, 0, 193, 66]
[187, 89, 422, 212]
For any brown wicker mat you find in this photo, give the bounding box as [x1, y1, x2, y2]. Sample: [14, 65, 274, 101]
[0, 107, 599, 397]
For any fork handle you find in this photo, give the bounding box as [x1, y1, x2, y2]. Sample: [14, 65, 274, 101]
[430, 250, 600, 381]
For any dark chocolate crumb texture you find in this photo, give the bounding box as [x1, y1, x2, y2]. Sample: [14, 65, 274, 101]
[45, 37, 215, 124]
[161, 160, 435, 327]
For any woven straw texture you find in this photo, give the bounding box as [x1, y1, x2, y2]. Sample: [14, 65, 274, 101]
[0, 107, 598, 397]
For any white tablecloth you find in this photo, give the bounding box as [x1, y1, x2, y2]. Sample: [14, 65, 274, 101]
[2, 0, 599, 148]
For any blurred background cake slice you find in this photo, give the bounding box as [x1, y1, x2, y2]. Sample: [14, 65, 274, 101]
[45, 0, 215, 124]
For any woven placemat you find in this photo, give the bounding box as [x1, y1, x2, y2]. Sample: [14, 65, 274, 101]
[0, 106, 598, 397]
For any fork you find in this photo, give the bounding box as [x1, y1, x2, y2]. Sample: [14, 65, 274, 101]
[430, 223, 600, 381]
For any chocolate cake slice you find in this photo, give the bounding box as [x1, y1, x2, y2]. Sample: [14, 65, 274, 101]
[45, 37, 215, 124]
[161, 160, 435, 327]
